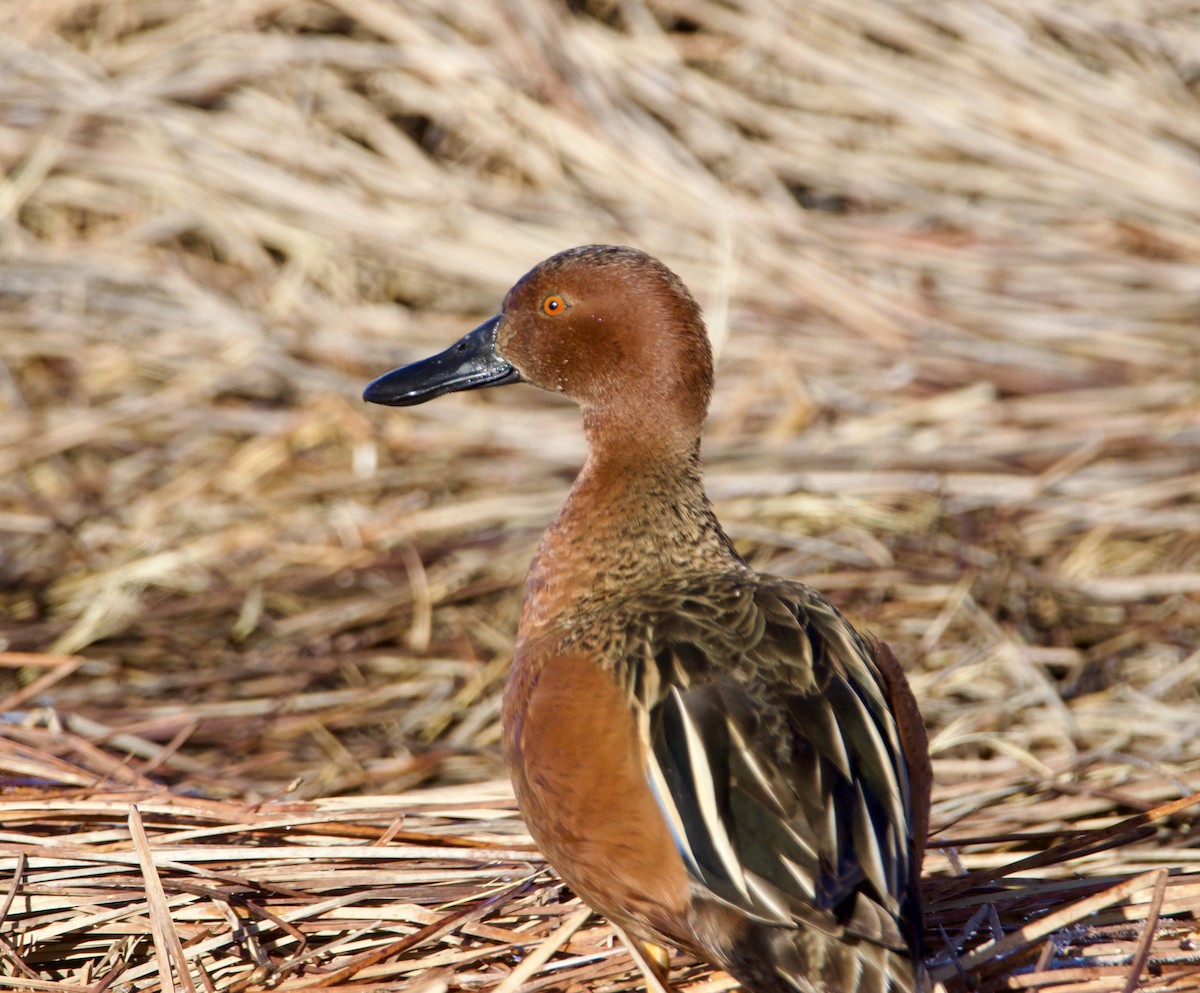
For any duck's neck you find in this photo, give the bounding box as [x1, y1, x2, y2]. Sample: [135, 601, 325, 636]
[519, 431, 739, 638]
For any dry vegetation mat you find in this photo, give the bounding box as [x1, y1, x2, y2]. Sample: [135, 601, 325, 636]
[3, 733, 1200, 992]
[2, 0, 1199, 989]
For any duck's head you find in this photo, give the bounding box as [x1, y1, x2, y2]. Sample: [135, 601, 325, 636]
[364, 245, 714, 447]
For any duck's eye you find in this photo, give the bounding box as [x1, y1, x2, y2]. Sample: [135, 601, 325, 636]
[542, 294, 567, 316]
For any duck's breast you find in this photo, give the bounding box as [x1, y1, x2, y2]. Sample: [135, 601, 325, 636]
[502, 639, 693, 943]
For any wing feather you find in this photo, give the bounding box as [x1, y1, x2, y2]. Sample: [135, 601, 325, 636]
[637, 576, 924, 956]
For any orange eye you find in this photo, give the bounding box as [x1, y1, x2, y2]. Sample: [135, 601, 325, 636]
[542, 294, 567, 316]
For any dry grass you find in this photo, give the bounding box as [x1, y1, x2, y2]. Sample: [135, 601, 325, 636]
[3, 734, 1200, 992]
[2, 0, 1199, 989]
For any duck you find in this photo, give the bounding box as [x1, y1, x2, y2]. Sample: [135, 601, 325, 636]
[364, 245, 931, 993]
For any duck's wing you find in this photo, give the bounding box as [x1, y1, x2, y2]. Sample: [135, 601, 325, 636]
[641, 578, 926, 956]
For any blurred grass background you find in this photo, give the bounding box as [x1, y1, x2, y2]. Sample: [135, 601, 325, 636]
[2, 0, 1199, 807]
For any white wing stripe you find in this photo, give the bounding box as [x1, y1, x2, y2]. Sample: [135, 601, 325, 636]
[646, 749, 701, 877]
[745, 871, 794, 924]
[675, 690, 750, 901]
[854, 781, 894, 911]
[841, 680, 905, 827]
[781, 854, 817, 900]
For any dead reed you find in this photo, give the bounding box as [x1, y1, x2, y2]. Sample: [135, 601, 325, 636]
[2, 0, 1199, 989]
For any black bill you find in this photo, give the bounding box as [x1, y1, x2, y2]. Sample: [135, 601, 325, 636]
[362, 315, 520, 407]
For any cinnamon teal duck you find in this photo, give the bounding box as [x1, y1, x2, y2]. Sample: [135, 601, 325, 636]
[364, 245, 931, 993]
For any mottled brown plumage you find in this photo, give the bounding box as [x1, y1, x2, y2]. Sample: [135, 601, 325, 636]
[365, 245, 930, 993]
